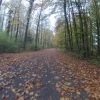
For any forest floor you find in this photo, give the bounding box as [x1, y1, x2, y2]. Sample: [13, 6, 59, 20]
[0, 48, 100, 100]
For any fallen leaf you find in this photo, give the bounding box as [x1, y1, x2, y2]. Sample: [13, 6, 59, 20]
[30, 92, 34, 96]
[76, 91, 80, 95]
[64, 82, 71, 86]
[24, 90, 29, 94]
[12, 88, 16, 93]
[17, 96, 24, 100]
[60, 97, 65, 100]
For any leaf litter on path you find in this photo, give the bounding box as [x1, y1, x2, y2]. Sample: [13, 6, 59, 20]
[0, 49, 100, 100]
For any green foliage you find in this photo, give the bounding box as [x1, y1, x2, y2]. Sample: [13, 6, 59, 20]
[0, 32, 20, 53]
[87, 58, 100, 67]
[37, 44, 43, 50]
[26, 42, 36, 51]
[26, 42, 44, 51]
[55, 28, 66, 49]
[58, 48, 66, 53]
[0, 31, 54, 53]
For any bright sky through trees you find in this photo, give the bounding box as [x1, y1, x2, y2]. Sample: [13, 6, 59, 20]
[2, 0, 56, 34]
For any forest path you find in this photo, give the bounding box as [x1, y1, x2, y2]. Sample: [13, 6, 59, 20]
[0, 49, 100, 100]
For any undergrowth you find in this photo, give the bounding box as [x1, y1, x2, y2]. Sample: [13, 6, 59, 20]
[58, 48, 100, 67]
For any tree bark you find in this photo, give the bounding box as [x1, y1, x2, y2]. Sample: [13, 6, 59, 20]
[94, 0, 100, 55]
[23, 0, 34, 50]
[35, 0, 43, 50]
[71, 1, 80, 53]
[63, 0, 72, 51]
[7, 10, 12, 36]
[76, 0, 86, 57]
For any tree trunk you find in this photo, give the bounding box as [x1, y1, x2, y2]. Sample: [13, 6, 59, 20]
[35, 1, 43, 50]
[76, 0, 86, 57]
[83, 9, 89, 57]
[71, 1, 80, 53]
[63, 0, 72, 51]
[68, 5, 73, 51]
[0, 11, 5, 32]
[0, 0, 2, 6]
[7, 10, 12, 36]
[23, 0, 34, 50]
[15, 11, 20, 41]
[90, 19, 93, 56]
[64, 23, 67, 49]
[94, 0, 100, 55]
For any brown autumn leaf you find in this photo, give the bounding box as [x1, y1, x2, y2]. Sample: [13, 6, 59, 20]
[15, 93, 21, 99]
[60, 91, 65, 97]
[2, 95, 9, 100]
[60, 97, 70, 100]
[60, 97, 65, 100]
[12, 88, 16, 93]
[24, 90, 29, 94]
[30, 92, 34, 96]
[36, 82, 44, 88]
[76, 91, 81, 95]
[64, 82, 71, 86]
[17, 96, 24, 100]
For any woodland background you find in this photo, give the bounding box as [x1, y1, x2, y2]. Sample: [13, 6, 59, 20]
[0, 0, 100, 65]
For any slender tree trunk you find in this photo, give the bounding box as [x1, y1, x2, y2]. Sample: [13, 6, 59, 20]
[64, 23, 67, 49]
[94, 0, 100, 55]
[90, 19, 93, 56]
[71, 1, 80, 53]
[7, 10, 12, 36]
[15, 12, 20, 41]
[15, 0, 21, 41]
[83, 9, 89, 57]
[1, 10, 5, 32]
[10, 12, 15, 38]
[68, 6, 73, 51]
[76, 0, 86, 57]
[35, 1, 43, 50]
[23, 0, 34, 50]
[15, 22, 19, 41]
[64, 0, 72, 51]
[0, 0, 2, 6]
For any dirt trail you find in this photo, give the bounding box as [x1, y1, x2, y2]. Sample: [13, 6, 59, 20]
[0, 49, 100, 100]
